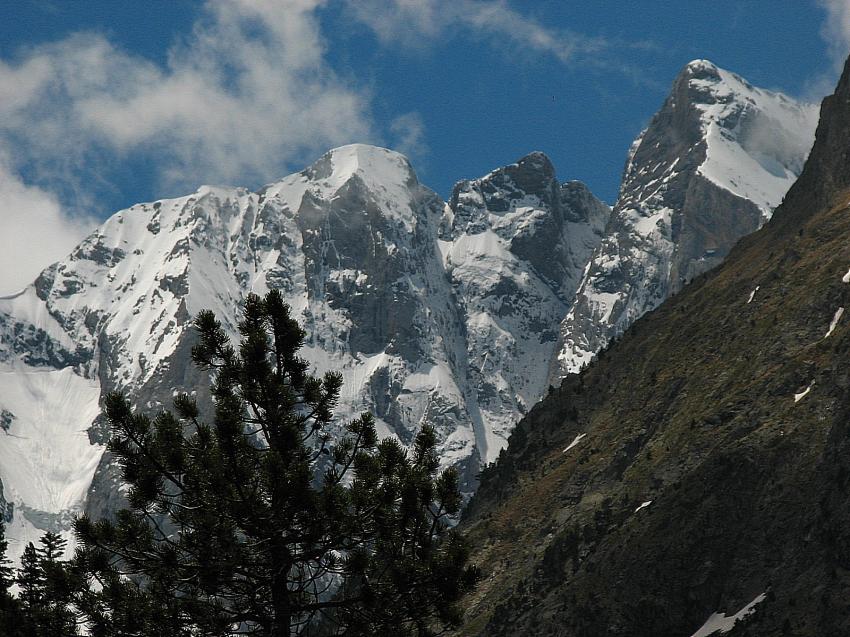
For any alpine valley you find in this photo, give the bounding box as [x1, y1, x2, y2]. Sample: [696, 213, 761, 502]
[0, 58, 816, 572]
[457, 56, 850, 635]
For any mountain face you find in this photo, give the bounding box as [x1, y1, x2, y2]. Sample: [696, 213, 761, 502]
[0, 144, 608, 563]
[439, 152, 609, 462]
[0, 61, 817, 567]
[459, 57, 850, 636]
[556, 60, 818, 374]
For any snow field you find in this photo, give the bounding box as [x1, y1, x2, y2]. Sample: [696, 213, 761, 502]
[0, 365, 103, 564]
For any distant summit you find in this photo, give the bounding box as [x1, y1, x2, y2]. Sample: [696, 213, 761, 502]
[555, 59, 817, 374]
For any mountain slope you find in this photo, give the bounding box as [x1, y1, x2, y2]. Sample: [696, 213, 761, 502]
[0, 144, 608, 562]
[556, 60, 817, 374]
[440, 152, 609, 460]
[459, 57, 850, 637]
[0, 61, 817, 570]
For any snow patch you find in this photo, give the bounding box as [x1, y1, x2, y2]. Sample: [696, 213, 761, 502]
[794, 381, 814, 403]
[825, 307, 844, 339]
[0, 365, 103, 565]
[634, 500, 652, 513]
[563, 433, 586, 454]
[689, 592, 767, 637]
[746, 286, 759, 304]
[627, 206, 672, 239]
[591, 292, 622, 324]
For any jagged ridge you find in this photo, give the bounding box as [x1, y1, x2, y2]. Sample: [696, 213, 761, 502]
[0, 61, 819, 571]
[0, 144, 608, 564]
[556, 59, 817, 374]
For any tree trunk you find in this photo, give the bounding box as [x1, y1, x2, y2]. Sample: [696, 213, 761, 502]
[270, 546, 292, 637]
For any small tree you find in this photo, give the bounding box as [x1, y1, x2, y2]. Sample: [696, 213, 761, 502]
[17, 543, 45, 612]
[15, 533, 79, 636]
[36, 532, 79, 636]
[0, 522, 13, 599]
[0, 522, 26, 636]
[75, 290, 478, 636]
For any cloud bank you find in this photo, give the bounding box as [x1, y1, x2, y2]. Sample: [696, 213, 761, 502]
[0, 0, 378, 293]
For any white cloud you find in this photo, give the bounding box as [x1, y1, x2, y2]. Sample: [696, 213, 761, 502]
[0, 157, 94, 295]
[0, 0, 379, 292]
[800, 0, 850, 100]
[0, 0, 376, 193]
[817, 0, 850, 70]
[344, 0, 605, 64]
[389, 113, 428, 164]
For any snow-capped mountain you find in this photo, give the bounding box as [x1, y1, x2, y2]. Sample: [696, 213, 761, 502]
[0, 61, 817, 565]
[0, 144, 607, 563]
[555, 60, 818, 374]
[439, 152, 609, 461]
[459, 53, 850, 637]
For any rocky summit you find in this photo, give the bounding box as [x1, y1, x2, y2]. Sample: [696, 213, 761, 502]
[440, 152, 610, 463]
[458, 56, 850, 637]
[0, 61, 817, 569]
[556, 59, 817, 375]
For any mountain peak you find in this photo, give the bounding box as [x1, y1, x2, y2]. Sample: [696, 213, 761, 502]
[678, 59, 775, 106]
[327, 142, 411, 170]
[303, 143, 417, 191]
[514, 150, 555, 175]
[465, 151, 557, 204]
[682, 58, 720, 77]
[554, 60, 817, 376]
[675, 61, 817, 214]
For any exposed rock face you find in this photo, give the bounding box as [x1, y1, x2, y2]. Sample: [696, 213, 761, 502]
[0, 61, 819, 570]
[0, 144, 608, 563]
[556, 60, 817, 374]
[0, 410, 14, 431]
[440, 152, 609, 461]
[459, 55, 850, 637]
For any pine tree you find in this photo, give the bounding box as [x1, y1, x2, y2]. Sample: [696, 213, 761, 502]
[37, 531, 67, 563]
[36, 531, 79, 636]
[17, 542, 45, 611]
[14, 533, 80, 636]
[0, 521, 26, 636]
[71, 553, 188, 637]
[75, 290, 478, 636]
[0, 520, 13, 595]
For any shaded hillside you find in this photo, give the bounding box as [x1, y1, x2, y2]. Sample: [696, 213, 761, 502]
[459, 56, 850, 637]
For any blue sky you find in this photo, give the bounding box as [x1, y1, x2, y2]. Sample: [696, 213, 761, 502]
[0, 0, 844, 292]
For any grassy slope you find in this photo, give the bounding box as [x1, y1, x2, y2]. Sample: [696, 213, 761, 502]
[458, 59, 850, 637]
